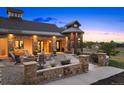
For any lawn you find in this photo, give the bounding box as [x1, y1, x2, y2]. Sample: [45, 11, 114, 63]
[109, 48, 124, 69]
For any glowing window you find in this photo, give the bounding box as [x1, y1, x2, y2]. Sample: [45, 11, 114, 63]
[15, 40, 24, 49]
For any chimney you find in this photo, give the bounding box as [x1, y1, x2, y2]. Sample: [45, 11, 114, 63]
[7, 7, 24, 19]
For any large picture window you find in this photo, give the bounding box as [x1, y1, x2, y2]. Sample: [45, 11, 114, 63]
[15, 40, 24, 49]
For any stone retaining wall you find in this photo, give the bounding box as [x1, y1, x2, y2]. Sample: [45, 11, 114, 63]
[24, 55, 89, 84]
[37, 63, 83, 83]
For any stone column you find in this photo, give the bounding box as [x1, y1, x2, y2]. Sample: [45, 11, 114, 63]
[24, 62, 37, 84]
[52, 36, 57, 52]
[80, 33, 83, 53]
[70, 33, 74, 54]
[0, 64, 5, 85]
[74, 33, 78, 54]
[79, 55, 89, 72]
[8, 34, 15, 52]
[65, 36, 68, 52]
[96, 53, 109, 66]
[32, 35, 38, 55]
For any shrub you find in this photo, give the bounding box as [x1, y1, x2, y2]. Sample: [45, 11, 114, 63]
[111, 50, 120, 56]
[50, 63, 56, 67]
[61, 59, 70, 65]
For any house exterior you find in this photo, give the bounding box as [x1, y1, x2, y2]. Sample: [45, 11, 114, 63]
[0, 8, 84, 58]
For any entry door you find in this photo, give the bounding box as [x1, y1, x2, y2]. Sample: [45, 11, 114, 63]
[56, 41, 60, 52]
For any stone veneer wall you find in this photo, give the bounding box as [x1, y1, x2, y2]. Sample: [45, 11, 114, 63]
[24, 55, 89, 84]
[83, 53, 109, 66]
[37, 63, 83, 83]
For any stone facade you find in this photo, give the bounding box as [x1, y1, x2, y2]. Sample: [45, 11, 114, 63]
[0, 64, 5, 85]
[79, 55, 89, 72]
[23, 62, 37, 84]
[37, 63, 83, 83]
[37, 66, 64, 83]
[82, 53, 109, 66]
[23, 55, 90, 84]
[96, 53, 109, 66]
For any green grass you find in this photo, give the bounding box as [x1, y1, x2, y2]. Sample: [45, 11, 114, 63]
[109, 48, 124, 69]
[109, 60, 124, 69]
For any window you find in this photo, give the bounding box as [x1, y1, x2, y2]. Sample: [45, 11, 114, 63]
[74, 24, 78, 27]
[15, 40, 24, 49]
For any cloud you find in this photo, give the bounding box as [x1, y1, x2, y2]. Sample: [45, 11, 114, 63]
[84, 30, 124, 42]
[33, 17, 66, 26]
[33, 17, 57, 22]
[103, 33, 110, 35]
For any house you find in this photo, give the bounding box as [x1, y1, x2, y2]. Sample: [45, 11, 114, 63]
[0, 8, 84, 58]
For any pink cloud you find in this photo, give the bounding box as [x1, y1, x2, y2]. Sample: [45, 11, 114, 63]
[83, 31, 124, 42]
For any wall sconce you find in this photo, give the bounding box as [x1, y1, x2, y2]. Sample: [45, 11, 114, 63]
[53, 36, 56, 39]
[8, 34, 14, 40]
[78, 38, 80, 41]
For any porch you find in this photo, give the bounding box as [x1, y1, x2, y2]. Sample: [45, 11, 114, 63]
[0, 34, 65, 58]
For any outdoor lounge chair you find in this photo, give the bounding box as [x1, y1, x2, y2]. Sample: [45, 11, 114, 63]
[21, 50, 35, 62]
[37, 53, 46, 66]
[9, 52, 21, 64]
[9, 52, 16, 62]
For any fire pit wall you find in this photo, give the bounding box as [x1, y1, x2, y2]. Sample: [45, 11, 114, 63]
[23, 55, 89, 84]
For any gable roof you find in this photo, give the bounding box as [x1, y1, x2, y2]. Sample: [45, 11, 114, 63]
[0, 17, 63, 33]
[62, 27, 84, 34]
[65, 20, 81, 27]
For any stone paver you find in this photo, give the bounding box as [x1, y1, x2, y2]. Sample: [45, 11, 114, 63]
[44, 66, 124, 85]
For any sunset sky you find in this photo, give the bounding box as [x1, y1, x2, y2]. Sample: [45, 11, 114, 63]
[0, 7, 124, 42]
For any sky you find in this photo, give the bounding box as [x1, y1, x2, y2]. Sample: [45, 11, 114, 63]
[0, 7, 124, 42]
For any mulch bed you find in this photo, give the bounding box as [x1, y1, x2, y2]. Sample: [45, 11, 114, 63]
[91, 71, 124, 85]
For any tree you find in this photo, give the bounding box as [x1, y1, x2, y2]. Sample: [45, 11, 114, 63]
[84, 41, 95, 48]
[99, 41, 120, 57]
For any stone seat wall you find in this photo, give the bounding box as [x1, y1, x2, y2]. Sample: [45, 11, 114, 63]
[24, 55, 89, 84]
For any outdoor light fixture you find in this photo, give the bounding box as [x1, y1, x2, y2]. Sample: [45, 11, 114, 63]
[8, 34, 14, 40]
[33, 35, 37, 39]
[53, 36, 56, 39]
[78, 38, 80, 41]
